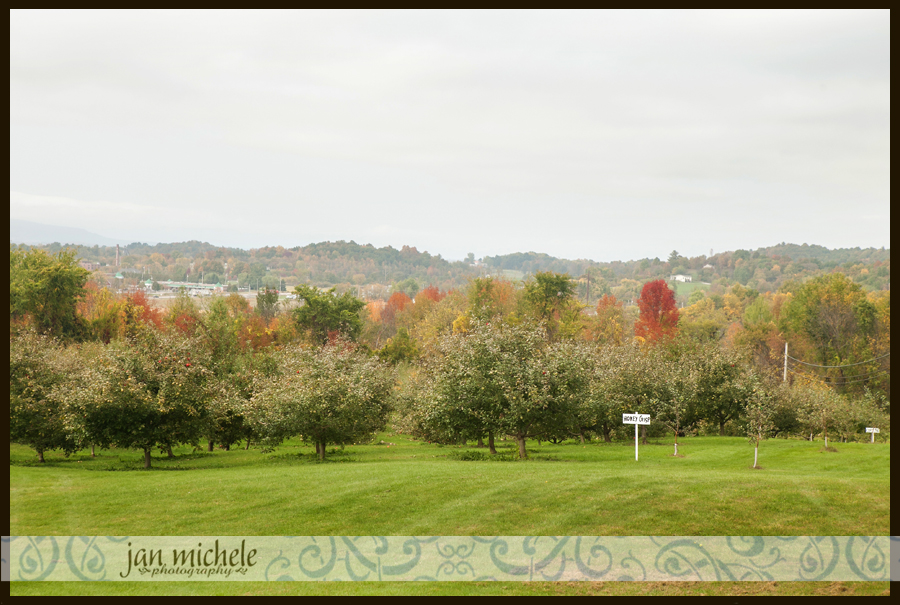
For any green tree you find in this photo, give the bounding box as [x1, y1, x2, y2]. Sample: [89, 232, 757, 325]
[595, 343, 662, 445]
[523, 272, 579, 341]
[690, 343, 753, 436]
[9, 331, 84, 461]
[245, 341, 394, 460]
[418, 319, 589, 459]
[575, 344, 628, 443]
[10, 247, 90, 339]
[394, 278, 420, 300]
[652, 352, 695, 456]
[61, 330, 212, 468]
[744, 378, 775, 469]
[687, 289, 706, 306]
[377, 327, 419, 364]
[256, 287, 280, 323]
[794, 383, 844, 449]
[781, 274, 877, 380]
[292, 285, 367, 345]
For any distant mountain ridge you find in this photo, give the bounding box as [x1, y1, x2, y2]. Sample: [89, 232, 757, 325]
[14, 234, 889, 295]
[10, 219, 154, 247]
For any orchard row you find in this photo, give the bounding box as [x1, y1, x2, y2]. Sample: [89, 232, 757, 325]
[10, 318, 887, 468]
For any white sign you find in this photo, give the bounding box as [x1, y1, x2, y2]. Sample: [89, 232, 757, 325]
[623, 413, 651, 461]
[865, 427, 880, 433]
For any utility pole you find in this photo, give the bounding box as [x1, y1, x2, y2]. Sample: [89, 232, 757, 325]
[783, 342, 789, 383]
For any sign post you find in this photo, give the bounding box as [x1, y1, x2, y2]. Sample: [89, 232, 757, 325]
[865, 427, 880, 443]
[623, 413, 651, 461]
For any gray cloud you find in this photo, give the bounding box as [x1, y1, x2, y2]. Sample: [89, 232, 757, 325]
[10, 9, 889, 261]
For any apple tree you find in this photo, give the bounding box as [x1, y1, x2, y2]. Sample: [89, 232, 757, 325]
[61, 330, 212, 468]
[245, 340, 395, 460]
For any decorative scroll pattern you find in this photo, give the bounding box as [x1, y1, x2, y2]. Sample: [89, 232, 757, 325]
[3, 536, 895, 581]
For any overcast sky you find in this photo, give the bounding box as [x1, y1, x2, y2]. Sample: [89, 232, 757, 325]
[10, 10, 890, 261]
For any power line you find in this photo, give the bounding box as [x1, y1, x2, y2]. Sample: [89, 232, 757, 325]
[785, 352, 890, 369]
[785, 360, 889, 381]
[787, 367, 891, 386]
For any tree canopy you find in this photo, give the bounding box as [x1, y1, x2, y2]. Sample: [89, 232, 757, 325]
[10, 247, 90, 340]
[292, 285, 367, 344]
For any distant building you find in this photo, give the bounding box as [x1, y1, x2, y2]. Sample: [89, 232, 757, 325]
[78, 260, 100, 271]
[670, 274, 692, 282]
[703, 263, 714, 269]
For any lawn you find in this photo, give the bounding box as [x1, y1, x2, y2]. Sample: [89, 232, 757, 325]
[10, 434, 889, 536]
[9, 434, 890, 595]
[671, 280, 710, 298]
[8, 581, 891, 597]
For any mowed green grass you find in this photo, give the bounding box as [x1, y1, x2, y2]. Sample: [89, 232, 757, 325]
[10, 434, 889, 537]
[672, 280, 710, 297]
[8, 580, 891, 597]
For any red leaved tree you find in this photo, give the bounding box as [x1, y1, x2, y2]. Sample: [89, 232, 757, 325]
[381, 292, 413, 329]
[634, 280, 679, 343]
[417, 285, 446, 304]
[127, 290, 165, 329]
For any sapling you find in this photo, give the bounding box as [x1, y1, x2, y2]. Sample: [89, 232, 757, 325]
[744, 380, 774, 469]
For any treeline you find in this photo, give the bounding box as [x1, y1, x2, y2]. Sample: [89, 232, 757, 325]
[485, 244, 890, 297]
[16, 240, 890, 304]
[29, 240, 472, 294]
[9, 247, 890, 467]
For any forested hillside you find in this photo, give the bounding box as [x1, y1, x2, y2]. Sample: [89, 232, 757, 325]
[18, 240, 890, 305]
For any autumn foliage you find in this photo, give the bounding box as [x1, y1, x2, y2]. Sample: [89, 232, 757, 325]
[591, 294, 626, 345]
[386, 292, 414, 313]
[634, 280, 679, 343]
[126, 290, 165, 329]
[417, 285, 446, 304]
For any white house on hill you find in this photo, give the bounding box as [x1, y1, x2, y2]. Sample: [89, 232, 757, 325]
[670, 274, 692, 282]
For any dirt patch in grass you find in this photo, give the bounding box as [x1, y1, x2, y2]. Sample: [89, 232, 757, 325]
[816, 582, 853, 596]
[820, 446, 839, 453]
[750, 465, 764, 470]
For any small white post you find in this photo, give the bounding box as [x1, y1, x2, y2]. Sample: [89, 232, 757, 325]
[783, 342, 788, 383]
[872, 431, 875, 444]
[624, 413, 649, 462]
[635, 423, 639, 462]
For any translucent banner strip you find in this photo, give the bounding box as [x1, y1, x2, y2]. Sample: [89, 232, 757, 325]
[2, 536, 895, 582]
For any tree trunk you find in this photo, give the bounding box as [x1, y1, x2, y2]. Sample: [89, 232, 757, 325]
[144, 448, 152, 469]
[91, 444, 96, 457]
[516, 436, 527, 459]
[673, 432, 679, 457]
[641, 425, 648, 445]
[579, 432, 585, 445]
[720, 421, 726, 437]
[208, 440, 215, 452]
[603, 427, 612, 443]
[488, 432, 497, 455]
[245, 439, 251, 450]
[477, 436, 485, 448]
[753, 445, 759, 468]
[319, 441, 326, 461]
[167, 446, 174, 458]
[37, 449, 45, 463]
